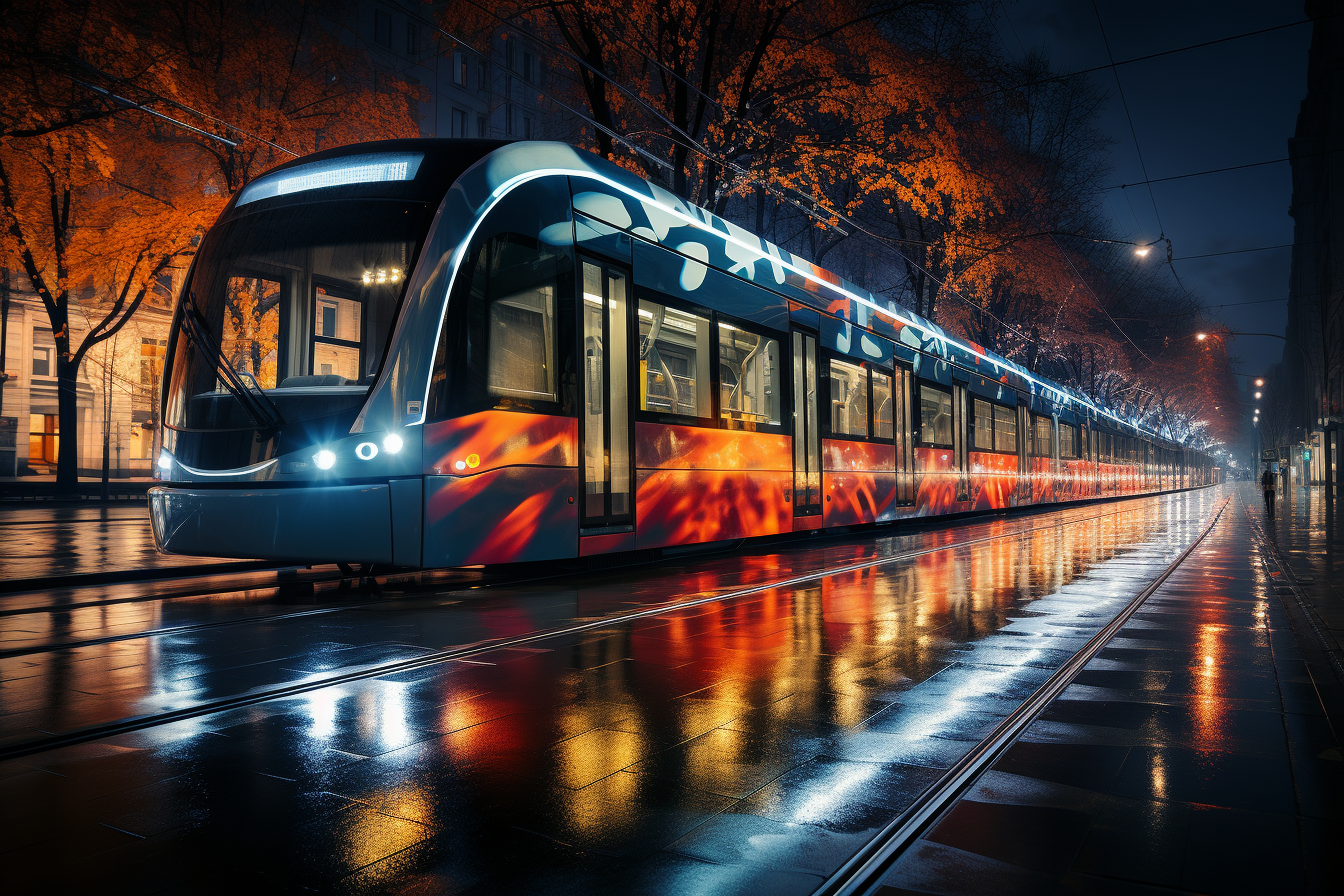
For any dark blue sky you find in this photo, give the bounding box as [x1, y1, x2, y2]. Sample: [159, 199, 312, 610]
[995, 0, 1312, 376]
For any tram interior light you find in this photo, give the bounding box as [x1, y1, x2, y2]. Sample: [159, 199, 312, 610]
[314, 449, 337, 470]
[382, 433, 404, 454]
[361, 267, 402, 286]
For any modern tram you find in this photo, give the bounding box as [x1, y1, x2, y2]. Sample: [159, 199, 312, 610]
[149, 139, 1218, 567]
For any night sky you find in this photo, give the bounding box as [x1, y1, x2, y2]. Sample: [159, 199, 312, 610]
[996, 0, 1312, 378]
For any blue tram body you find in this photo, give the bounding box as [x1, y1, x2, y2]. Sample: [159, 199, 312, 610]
[150, 140, 1216, 566]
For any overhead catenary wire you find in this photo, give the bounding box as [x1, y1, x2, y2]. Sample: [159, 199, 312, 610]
[50, 3, 1169, 375]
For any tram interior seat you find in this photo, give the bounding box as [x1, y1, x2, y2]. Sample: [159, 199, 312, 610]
[279, 374, 349, 388]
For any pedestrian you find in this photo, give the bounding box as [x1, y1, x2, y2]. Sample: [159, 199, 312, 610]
[1261, 464, 1276, 517]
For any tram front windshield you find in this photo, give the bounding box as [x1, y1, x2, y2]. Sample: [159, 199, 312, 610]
[165, 199, 425, 432]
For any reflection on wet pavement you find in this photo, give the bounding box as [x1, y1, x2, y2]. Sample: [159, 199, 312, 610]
[0, 488, 1221, 894]
[0, 505, 235, 580]
[875, 485, 1340, 895]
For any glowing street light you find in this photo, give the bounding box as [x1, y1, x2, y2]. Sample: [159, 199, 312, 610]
[1255, 378, 1264, 387]
[1254, 391, 1261, 399]
[1135, 246, 1151, 258]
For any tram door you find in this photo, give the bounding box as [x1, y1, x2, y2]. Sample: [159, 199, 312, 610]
[579, 258, 633, 527]
[1015, 403, 1030, 503]
[792, 330, 822, 518]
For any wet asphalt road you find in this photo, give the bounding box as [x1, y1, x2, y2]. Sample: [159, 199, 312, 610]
[0, 488, 1222, 894]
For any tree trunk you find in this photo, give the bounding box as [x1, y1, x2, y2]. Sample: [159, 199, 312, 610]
[56, 349, 79, 494]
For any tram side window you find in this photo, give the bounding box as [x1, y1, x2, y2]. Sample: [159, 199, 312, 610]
[446, 232, 568, 415]
[1031, 414, 1052, 457]
[1059, 423, 1077, 459]
[994, 404, 1017, 453]
[718, 323, 781, 430]
[482, 241, 558, 405]
[873, 371, 894, 440]
[639, 299, 712, 419]
[971, 398, 1018, 452]
[919, 384, 953, 446]
[828, 359, 869, 438]
[972, 399, 994, 450]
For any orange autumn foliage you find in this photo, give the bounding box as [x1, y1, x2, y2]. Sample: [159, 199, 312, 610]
[0, 0, 420, 488]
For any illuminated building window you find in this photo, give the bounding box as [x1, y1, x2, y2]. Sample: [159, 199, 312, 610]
[28, 413, 57, 464]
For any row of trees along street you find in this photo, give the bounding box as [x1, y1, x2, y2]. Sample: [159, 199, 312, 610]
[1, 0, 1240, 492]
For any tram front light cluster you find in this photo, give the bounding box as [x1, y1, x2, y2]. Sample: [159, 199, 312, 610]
[157, 452, 173, 472]
[308, 433, 404, 471]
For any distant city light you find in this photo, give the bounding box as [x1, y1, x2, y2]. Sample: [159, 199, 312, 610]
[1254, 391, 1261, 399]
[1255, 378, 1264, 387]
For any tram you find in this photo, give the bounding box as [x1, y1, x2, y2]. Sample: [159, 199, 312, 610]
[149, 139, 1217, 567]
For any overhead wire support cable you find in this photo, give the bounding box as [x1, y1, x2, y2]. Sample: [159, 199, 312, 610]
[73, 79, 238, 148]
[66, 59, 299, 158]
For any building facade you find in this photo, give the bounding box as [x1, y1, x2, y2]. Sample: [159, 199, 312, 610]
[1286, 0, 1343, 488]
[0, 1, 550, 480]
[0, 272, 172, 478]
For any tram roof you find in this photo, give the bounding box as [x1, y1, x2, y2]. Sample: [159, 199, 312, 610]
[243, 138, 1184, 447]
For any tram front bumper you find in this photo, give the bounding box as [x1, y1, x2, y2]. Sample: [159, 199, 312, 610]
[149, 483, 395, 564]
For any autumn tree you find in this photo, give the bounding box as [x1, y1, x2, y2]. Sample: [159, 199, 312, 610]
[0, 0, 419, 491]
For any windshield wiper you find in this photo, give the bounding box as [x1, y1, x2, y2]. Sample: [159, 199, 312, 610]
[180, 291, 285, 430]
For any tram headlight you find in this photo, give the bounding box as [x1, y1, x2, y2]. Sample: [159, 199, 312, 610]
[157, 452, 173, 471]
[355, 442, 378, 460]
[382, 433, 404, 454]
[313, 449, 337, 470]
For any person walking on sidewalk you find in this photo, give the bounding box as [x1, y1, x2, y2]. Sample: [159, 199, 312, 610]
[1261, 464, 1277, 516]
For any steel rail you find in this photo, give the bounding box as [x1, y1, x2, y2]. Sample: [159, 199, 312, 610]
[814, 494, 1231, 896]
[0, 490, 1173, 625]
[0, 495, 1206, 762]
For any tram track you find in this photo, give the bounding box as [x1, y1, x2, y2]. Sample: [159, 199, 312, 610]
[0, 490, 1183, 623]
[0, 495, 1187, 659]
[814, 495, 1231, 896]
[0, 493, 1219, 762]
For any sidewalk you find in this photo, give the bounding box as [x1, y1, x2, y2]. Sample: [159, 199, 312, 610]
[874, 484, 1344, 895]
[0, 503, 243, 583]
[1, 474, 155, 502]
